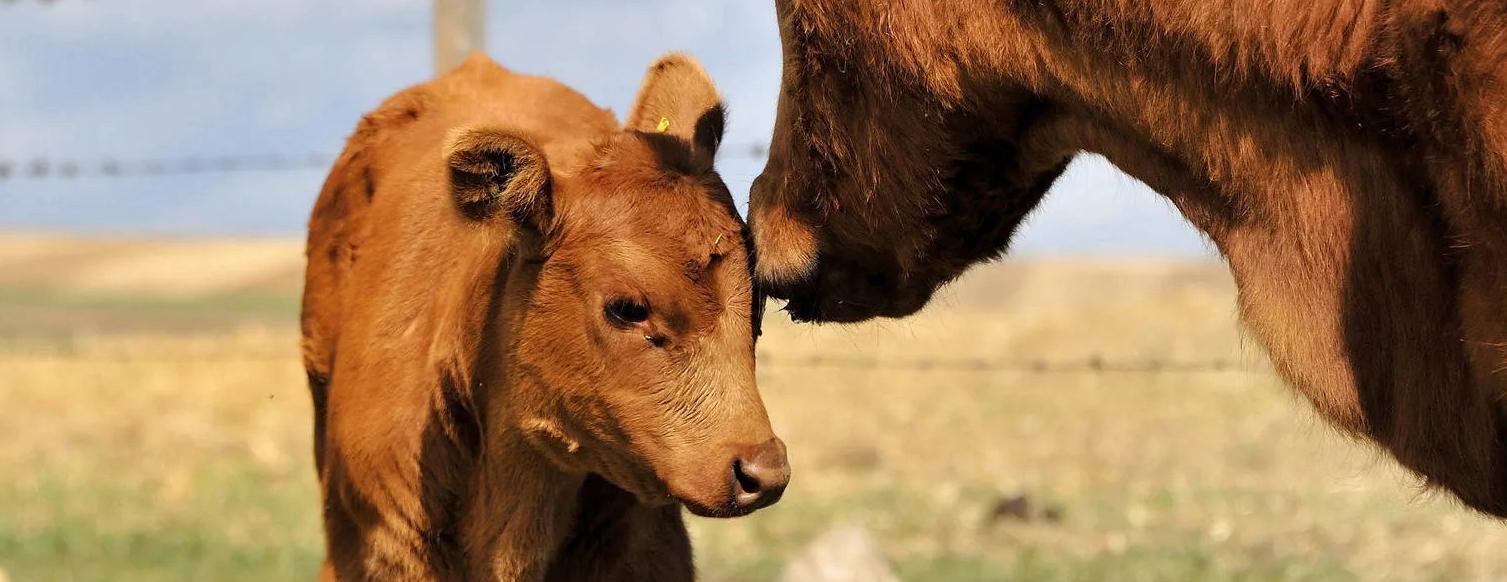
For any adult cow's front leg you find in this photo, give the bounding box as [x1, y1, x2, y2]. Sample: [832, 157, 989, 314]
[1388, 2, 1507, 450]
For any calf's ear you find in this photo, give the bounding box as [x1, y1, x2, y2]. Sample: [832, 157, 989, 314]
[444, 127, 552, 230]
[627, 53, 725, 168]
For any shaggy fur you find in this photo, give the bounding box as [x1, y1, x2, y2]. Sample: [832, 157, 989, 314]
[749, 0, 1507, 516]
[302, 53, 787, 581]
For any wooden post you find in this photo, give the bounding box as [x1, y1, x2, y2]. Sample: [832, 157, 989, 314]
[434, 0, 485, 74]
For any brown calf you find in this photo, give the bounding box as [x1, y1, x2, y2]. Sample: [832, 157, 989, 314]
[302, 53, 786, 581]
[750, 0, 1507, 517]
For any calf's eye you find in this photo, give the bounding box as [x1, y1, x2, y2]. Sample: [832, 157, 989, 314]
[604, 298, 650, 327]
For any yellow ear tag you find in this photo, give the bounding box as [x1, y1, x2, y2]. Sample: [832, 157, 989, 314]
[655, 116, 672, 133]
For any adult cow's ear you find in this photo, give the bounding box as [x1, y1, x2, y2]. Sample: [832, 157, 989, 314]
[627, 53, 726, 168]
[444, 127, 552, 230]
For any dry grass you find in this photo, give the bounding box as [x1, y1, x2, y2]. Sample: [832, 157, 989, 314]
[2, 235, 1504, 581]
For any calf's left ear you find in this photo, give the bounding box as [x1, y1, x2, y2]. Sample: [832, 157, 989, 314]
[627, 53, 725, 168]
[444, 127, 552, 230]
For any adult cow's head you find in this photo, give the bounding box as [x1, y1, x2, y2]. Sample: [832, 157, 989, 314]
[749, 0, 1070, 322]
[450, 55, 787, 518]
[745, 0, 1507, 518]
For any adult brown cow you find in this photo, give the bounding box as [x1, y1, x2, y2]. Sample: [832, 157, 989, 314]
[302, 53, 786, 580]
[749, 1, 1507, 516]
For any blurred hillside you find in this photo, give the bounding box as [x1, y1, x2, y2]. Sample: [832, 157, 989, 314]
[0, 233, 302, 335]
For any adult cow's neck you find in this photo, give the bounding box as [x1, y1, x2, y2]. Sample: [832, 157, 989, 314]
[762, 0, 1507, 516]
[989, 1, 1507, 517]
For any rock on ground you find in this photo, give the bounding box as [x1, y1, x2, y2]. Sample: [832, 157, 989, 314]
[778, 524, 900, 582]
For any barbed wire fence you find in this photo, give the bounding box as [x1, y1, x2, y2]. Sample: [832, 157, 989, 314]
[0, 148, 1245, 373]
[0, 154, 335, 181]
[0, 144, 773, 183]
[0, 340, 1269, 374]
[758, 353, 1263, 374]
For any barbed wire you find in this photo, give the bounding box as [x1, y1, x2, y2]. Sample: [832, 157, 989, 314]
[0, 346, 1267, 373]
[0, 144, 771, 182]
[0, 154, 335, 181]
[758, 353, 1264, 374]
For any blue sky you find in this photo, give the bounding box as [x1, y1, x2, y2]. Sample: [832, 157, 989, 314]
[0, 0, 1212, 256]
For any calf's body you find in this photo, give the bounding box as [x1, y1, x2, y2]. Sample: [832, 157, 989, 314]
[303, 53, 785, 581]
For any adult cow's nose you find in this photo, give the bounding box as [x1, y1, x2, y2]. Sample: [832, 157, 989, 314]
[731, 437, 790, 512]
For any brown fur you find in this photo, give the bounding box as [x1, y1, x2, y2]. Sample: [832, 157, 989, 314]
[749, 0, 1507, 516]
[302, 53, 787, 581]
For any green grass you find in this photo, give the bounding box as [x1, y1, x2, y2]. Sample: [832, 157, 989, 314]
[1, 468, 321, 582]
[0, 474, 1414, 582]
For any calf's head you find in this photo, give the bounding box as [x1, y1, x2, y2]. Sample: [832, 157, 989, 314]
[448, 55, 786, 518]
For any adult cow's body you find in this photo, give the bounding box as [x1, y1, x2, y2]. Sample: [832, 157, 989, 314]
[750, 1, 1507, 515]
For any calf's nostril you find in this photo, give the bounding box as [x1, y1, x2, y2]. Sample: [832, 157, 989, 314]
[733, 458, 763, 494]
[730, 438, 791, 511]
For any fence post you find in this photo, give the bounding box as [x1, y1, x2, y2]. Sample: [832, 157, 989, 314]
[434, 0, 486, 74]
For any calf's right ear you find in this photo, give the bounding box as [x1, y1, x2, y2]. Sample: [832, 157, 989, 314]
[444, 127, 552, 230]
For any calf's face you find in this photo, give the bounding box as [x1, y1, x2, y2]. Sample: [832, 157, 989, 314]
[448, 55, 787, 518]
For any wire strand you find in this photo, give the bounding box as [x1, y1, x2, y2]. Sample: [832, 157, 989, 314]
[0, 346, 1268, 374]
[0, 144, 771, 182]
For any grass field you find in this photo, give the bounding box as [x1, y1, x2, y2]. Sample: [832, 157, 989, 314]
[2, 234, 1505, 581]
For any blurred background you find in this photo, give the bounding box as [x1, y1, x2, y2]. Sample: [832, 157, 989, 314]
[2, 1, 1504, 581]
